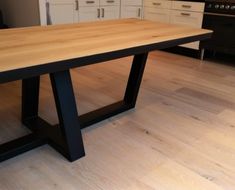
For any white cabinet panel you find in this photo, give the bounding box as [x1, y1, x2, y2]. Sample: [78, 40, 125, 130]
[170, 10, 203, 49]
[79, 7, 100, 22]
[47, 0, 78, 25]
[144, 7, 170, 23]
[121, 6, 142, 19]
[121, 0, 142, 6]
[100, 6, 120, 20]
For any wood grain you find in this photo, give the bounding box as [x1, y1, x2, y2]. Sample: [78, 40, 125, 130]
[0, 19, 211, 73]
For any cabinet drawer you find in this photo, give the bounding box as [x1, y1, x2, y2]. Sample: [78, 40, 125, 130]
[79, 0, 99, 7]
[170, 10, 203, 28]
[100, 0, 120, 6]
[171, 1, 205, 12]
[121, 0, 142, 6]
[144, 0, 171, 9]
[144, 7, 170, 23]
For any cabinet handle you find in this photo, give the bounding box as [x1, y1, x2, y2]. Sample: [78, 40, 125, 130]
[86, 0, 95, 4]
[182, 5, 192, 8]
[102, 8, 105, 18]
[181, 12, 191, 16]
[46, 2, 52, 25]
[138, 8, 141, 17]
[97, 8, 100, 18]
[106, 0, 115, 3]
[75, 0, 79, 10]
[152, 2, 161, 6]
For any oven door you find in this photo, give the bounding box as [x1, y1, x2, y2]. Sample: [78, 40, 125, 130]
[201, 13, 235, 55]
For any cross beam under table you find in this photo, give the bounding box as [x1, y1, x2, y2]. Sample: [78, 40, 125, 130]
[0, 52, 148, 162]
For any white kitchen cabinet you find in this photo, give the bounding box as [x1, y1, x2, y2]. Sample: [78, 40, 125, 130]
[170, 1, 205, 50]
[121, 6, 142, 19]
[120, 0, 143, 19]
[100, 6, 120, 20]
[143, 0, 205, 50]
[170, 10, 203, 49]
[144, 7, 170, 23]
[79, 7, 100, 22]
[46, 0, 79, 25]
[144, 0, 171, 23]
[79, 0, 120, 22]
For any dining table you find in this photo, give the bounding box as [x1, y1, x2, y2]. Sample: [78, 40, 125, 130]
[0, 19, 212, 162]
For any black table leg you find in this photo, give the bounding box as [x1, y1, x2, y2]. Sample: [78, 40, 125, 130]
[21, 76, 40, 124]
[50, 70, 85, 161]
[124, 53, 149, 107]
[79, 52, 149, 128]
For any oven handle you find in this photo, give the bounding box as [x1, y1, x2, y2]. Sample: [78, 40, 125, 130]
[204, 12, 235, 18]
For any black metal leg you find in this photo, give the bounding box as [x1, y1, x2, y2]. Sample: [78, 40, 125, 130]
[79, 52, 149, 128]
[50, 70, 85, 161]
[21, 76, 40, 123]
[1, 53, 149, 162]
[124, 53, 148, 107]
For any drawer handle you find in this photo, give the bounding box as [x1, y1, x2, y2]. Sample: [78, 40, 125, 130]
[106, 0, 115, 3]
[182, 5, 192, 8]
[181, 12, 191, 16]
[102, 8, 105, 18]
[86, 1, 95, 4]
[75, 0, 79, 10]
[138, 8, 141, 17]
[97, 8, 100, 18]
[152, 2, 161, 6]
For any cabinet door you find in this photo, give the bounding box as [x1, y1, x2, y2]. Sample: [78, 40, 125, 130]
[100, 6, 120, 20]
[79, 7, 100, 22]
[144, 7, 170, 23]
[47, 0, 79, 25]
[121, 6, 142, 19]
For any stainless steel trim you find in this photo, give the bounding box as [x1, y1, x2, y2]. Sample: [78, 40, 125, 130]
[204, 12, 235, 18]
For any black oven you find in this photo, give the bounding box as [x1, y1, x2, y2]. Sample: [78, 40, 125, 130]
[200, 0, 235, 56]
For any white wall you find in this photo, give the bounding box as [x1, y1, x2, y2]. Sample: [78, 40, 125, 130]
[0, 0, 40, 27]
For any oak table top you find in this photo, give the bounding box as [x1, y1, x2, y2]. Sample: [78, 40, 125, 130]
[0, 19, 212, 82]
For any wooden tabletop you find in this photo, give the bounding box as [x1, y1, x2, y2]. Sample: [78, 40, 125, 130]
[0, 19, 212, 73]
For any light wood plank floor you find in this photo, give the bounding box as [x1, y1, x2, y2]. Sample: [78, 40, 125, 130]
[1, 51, 235, 190]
